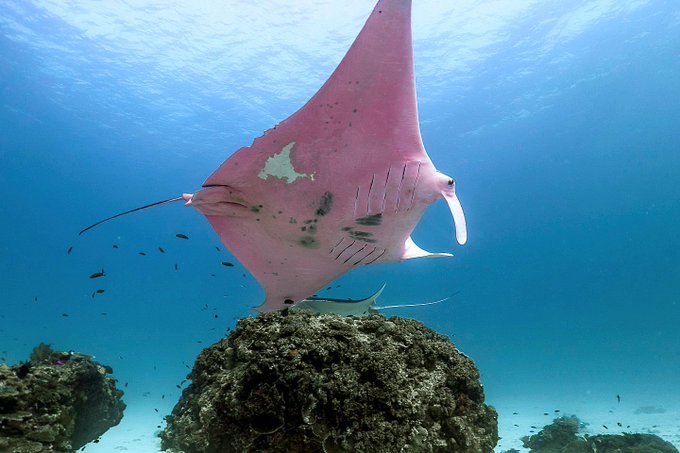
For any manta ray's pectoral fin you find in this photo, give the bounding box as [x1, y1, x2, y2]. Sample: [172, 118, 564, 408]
[401, 236, 453, 260]
[442, 190, 468, 245]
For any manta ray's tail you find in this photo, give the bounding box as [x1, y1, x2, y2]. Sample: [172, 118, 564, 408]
[374, 291, 460, 311]
[78, 195, 188, 235]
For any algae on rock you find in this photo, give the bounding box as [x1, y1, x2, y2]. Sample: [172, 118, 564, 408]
[161, 311, 498, 453]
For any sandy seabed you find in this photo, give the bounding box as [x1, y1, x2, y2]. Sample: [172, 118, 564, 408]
[84, 393, 680, 452]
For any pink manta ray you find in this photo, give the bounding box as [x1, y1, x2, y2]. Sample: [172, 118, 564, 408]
[82, 0, 467, 312]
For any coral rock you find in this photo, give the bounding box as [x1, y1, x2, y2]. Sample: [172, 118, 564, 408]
[0, 344, 125, 453]
[161, 311, 498, 453]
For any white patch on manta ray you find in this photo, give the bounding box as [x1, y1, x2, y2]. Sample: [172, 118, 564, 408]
[258, 141, 314, 183]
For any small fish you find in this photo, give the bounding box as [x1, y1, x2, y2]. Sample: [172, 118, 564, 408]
[67, 246, 73, 255]
[89, 269, 105, 279]
[175, 233, 189, 240]
[113, 244, 119, 249]
[221, 261, 234, 267]
[603, 425, 608, 430]
[158, 247, 165, 253]
[96, 289, 105, 294]
[215, 246, 220, 251]
[34, 296, 37, 302]
[616, 394, 621, 403]
[174, 263, 178, 271]
[138, 252, 146, 256]
[617, 422, 622, 427]
[62, 313, 69, 317]
[91, 292, 96, 299]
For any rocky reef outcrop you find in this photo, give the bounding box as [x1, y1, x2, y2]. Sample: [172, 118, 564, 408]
[161, 311, 498, 453]
[0, 343, 125, 453]
[518, 415, 678, 453]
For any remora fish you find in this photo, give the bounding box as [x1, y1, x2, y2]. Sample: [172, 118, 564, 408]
[292, 284, 454, 317]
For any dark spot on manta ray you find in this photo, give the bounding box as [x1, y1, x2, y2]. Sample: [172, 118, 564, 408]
[299, 236, 319, 249]
[250, 206, 261, 213]
[301, 226, 306, 231]
[284, 299, 294, 305]
[289, 217, 297, 224]
[448, 179, 454, 186]
[348, 230, 377, 243]
[355, 213, 382, 226]
[316, 192, 333, 216]
[175, 233, 189, 240]
[308, 224, 317, 234]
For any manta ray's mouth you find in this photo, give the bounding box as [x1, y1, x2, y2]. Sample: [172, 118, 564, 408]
[189, 186, 252, 216]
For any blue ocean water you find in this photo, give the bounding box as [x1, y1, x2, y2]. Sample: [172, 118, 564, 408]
[1, 0, 679, 451]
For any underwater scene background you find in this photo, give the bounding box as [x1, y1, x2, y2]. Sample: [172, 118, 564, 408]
[1, 0, 679, 451]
